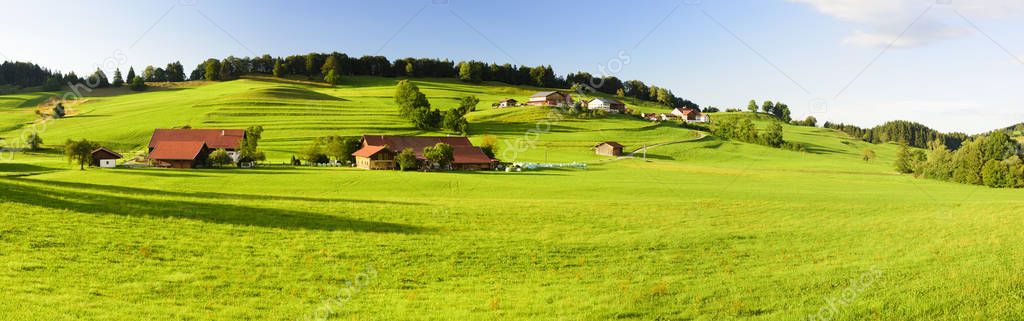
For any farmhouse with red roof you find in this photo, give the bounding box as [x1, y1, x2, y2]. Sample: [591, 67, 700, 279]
[352, 135, 495, 170]
[147, 128, 245, 168]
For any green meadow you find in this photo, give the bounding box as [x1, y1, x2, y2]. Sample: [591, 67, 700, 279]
[1, 77, 1023, 320]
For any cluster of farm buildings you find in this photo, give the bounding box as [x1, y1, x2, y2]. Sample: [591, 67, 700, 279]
[84, 91, 705, 170]
[496, 91, 709, 123]
[88, 129, 497, 170]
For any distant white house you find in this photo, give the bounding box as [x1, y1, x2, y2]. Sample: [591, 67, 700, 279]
[496, 98, 518, 108]
[586, 97, 626, 113]
[671, 108, 710, 123]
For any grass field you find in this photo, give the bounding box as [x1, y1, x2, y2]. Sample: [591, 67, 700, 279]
[2, 77, 1023, 320]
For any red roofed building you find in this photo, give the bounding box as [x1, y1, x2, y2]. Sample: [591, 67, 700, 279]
[352, 135, 495, 171]
[149, 141, 210, 168]
[147, 128, 244, 168]
[670, 108, 710, 123]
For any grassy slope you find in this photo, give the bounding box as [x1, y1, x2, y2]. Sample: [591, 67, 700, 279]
[1, 77, 1023, 320]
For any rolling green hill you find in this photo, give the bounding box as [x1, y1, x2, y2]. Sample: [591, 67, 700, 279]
[1, 77, 1022, 320]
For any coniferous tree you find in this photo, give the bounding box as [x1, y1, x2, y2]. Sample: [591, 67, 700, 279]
[112, 68, 124, 87]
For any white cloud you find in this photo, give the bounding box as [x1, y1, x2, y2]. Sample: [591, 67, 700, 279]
[790, 0, 1024, 48]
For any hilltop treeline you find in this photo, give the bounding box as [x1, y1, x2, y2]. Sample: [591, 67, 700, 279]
[823, 120, 968, 150]
[177, 52, 698, 109]
[0, 61, 81, 90]
[5, 52, 699, 109]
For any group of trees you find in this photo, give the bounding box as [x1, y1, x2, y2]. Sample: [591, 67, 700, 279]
[896, 131, 1024, 188]
[299, 136, 361, 165]
[7, 51, 701, 109]
[824, 120, 967, 150]
[393, 80, 473, 133]
[711, 117, 785, 148]
[391, 142, 458, 171]
[791, 116, 817, 127]
[136, 51, 699, 110]
[0, 61, 73, 90]
[746, 100, 792, 122]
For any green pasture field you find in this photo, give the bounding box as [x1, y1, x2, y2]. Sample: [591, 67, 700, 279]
[1, 77, 1022, 320]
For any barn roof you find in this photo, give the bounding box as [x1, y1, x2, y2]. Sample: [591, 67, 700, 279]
[595, 141, 624, 148]
[361, 135, 473, 151]
[530, 91, 565, 98]
[91, 147, 123, 159]
[148, 128, 245, 150]
[590, 97, 623, 105]
[452, 146, 495, 164]
[149, 141, 207, 160]
[351, 145, 390, 158]
[358, 135, 493, 164]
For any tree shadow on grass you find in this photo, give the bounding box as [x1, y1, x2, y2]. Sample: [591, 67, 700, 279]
[26, 178, 427, 205]
[0, 178, 429, 234]
[0, 163, 58, 173]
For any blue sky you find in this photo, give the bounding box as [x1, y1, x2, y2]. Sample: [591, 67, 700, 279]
[1, 0, 1022, 133]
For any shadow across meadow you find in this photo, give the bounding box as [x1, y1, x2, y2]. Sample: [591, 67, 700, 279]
[0, 178, 429, 234]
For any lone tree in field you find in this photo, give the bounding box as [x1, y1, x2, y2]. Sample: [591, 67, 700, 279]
[65, 139, 99, 170]
[394, 80, 430, 117]
[423, 143, 454, 170]
[209, 149, 233, 167]
[26, 132, 43, 150]
[396, 148, 418, 171]
[862, 149, 876, 162]
[747, 99, 758, 113]
[52, 103, 66, 118]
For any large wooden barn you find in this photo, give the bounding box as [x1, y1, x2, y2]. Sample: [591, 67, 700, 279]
[147, 128, 244, 168]
[352, 135, 496, 171]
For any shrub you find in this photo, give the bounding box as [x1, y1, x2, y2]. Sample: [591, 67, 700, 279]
[129, 77, 146, 91]
[423, 143, 454, 170]
[982, 159, 1011, 188]
[26, 132, 43, 150]
[396, 148, 418, 171]
[862, 149, 876, 162]
[208, 148, 233, 167]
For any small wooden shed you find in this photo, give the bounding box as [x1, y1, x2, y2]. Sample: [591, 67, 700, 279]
[91, 147, 122, 168]
[497, 98, 518, 108]
[594, 142, 624, 157]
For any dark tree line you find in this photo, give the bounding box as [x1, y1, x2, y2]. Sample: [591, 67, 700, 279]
[173, 52, 698, 109]
[0, 61, 83, 91]
[823, 120, 967, 150]
[6, 51, 700, 109]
